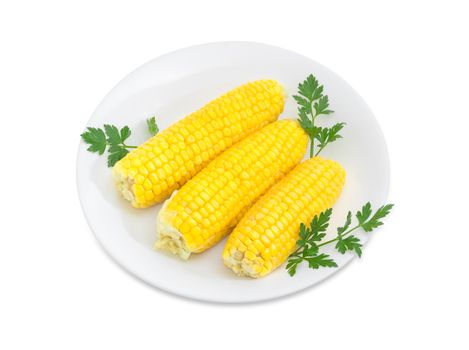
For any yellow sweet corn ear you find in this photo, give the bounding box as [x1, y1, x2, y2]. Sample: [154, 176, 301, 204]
[223, 157, 346, 278]
[112, 79, 285, 208]
[155, 120, 308, 259]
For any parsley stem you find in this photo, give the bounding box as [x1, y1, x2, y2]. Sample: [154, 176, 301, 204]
[316, 225, 361, 248]
[314, 143, 326, 157]
[309, 105, 316, 158]
[291, 246, 302, 256]
[122, 144, 137, 149]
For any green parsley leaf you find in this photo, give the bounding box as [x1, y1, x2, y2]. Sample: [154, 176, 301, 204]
[328, 122, 345, 142]
[81, 127, 107, 155]
[337, 211, 352, 236]
[306, 254, 337, 269]
[294, 75, 325, 115]
[356, 202, 372, 225]
[296, 223, 309, 247]
[315, 122, 345, 152]
[286, 257, 302, 276]
[335, 235, 363, 257]
[309, 208, 332, 241]
[315, 127, 329, 148]
[104, 124, 122, 145]
[82, 123, 140, 167]
[298, 74, 320, 101]
[303, 245, 319, 257]
[147, 116, 159, 136]
[120, 126, 131, 142]
[298, 109, 314, 133]
[107, 148, 129, 167]
[293, 96, 312, 114]
[108, 144, 124, 153]
[361, 204, 394, 232]
[313, 95, 333, 116]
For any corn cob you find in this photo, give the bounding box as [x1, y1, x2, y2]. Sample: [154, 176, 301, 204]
[223, 157, 346, 278]
[155, 120, 308, 259]
[112, 79, 285, 208]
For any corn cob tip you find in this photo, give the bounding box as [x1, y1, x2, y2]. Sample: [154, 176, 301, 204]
[154, 192, 191, 259]
[112, 166, 137, 207]
[223, 251, 262, 278]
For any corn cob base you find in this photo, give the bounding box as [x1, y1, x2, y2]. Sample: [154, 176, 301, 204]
[155, 192, 192, 259]
[113, 169, 137, 204]
[223, 157, 346, 278]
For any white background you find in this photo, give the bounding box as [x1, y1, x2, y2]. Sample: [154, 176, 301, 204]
[1, 1, 468, 349]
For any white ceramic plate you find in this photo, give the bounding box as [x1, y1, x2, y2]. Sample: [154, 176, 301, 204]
[77, 42, 389, 303]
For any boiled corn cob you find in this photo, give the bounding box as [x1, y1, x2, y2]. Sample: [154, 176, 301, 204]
[223, 157, 346, 278]
[112, 79, 285, 208]
[155, 120, 308, 259]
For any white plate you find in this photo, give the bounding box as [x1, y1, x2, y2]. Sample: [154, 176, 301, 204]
[77, 42, 390, 303]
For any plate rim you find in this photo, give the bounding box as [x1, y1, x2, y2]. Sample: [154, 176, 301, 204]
[76, 41, 390, 303]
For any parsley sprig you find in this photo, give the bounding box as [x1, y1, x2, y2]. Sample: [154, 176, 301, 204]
[81, 116, 159, 167]
[146, 116, 159, 136]
[294, 74, 345, 157]
[286, 202, 394, 276]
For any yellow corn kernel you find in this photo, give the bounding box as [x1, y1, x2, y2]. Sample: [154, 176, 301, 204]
[112, 79, 285, 208]
[154, 120, 308, 259]
[223, 157, 346, 278]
